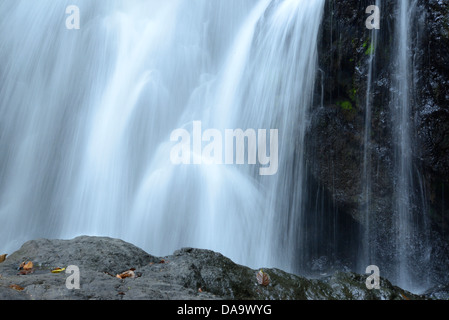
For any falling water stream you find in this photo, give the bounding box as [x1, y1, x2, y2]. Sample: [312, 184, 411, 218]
[0, 0, 439, 292]
[0, 0, 325, 274]
[361, 0, 380, 270]
[392, 0, 430, 292]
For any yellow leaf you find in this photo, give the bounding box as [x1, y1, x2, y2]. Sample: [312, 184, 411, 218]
[51, 267, 66, 273]
[0, 254, 7, 263]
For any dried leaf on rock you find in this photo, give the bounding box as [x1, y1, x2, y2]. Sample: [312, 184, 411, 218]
[116, 270, 136, 279]
[17, 261, 34, 275]
[256, 269, 270, 287]
[17, 269, 34, 275]
[18, 261, 33, 270]
[401, 292, 410, 300]
[0, 254, 7, 263]
[9, 284, 24, 291]
[23, 261, 33, 270]
[51, 267, 66, 273]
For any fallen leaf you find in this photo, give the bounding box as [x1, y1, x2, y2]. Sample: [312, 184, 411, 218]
[18, 261, 33, 271]
[256, 269, 270, 287]
[51, 267, 66, 274]
[0, 254, 7, 263]
[23, 261, 33, 270]
[9, 284, 24, 291]
[17, 269, 34, 276]
[159, 259, 166, 264]
[116, 270, 136, 280]
[198, 288, 203, 293]
[401, 292, 410, 300]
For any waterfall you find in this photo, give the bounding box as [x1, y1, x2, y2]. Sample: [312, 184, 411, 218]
[361, 0, 380, 270]
[0, 0, 325, 273]
[392, 0, 429, 291]
[395, 0, 412, 290]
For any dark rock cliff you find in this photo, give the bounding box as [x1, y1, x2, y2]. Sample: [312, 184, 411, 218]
[305, 0, 449, 283]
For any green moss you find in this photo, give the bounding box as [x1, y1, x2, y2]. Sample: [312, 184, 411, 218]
[365, 42, 375, 55]
[350, 87, 357, 101]
[337, 100, 353, 111]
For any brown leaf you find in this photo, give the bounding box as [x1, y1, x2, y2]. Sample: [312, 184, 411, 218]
[116, 270, 136, 280]
[17, 269, 34, 275]
[9, 284, 24, 291]
[198, 288, 203, 293]
[18, 261, 33, 271]
[256, 269, 270, 287]
[0, 254, 7, 263]
[23, 261, 33, 270]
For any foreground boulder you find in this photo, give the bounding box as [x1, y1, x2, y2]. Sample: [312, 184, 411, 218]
[0, 236, 424, 300]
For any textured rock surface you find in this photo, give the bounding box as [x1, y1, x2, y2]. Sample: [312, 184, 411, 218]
[305, 0, 449, 283]
[0, 237, 426, 300]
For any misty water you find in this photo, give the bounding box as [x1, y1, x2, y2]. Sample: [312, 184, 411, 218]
[0, 0, 439, 293]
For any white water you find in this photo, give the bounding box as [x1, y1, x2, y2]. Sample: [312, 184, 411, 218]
[361, 0, 380, 269]
[392, 0, 430, 292]
[0, 0, 325, 273]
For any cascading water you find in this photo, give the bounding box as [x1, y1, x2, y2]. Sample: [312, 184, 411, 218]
[360, 0, 380, 270]
[1, 0, 441, 294]
[391, 0, 430, 292]
[0, 0, 325, 274]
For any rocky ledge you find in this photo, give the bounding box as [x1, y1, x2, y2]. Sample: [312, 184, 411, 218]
[0, 236, 426, 300]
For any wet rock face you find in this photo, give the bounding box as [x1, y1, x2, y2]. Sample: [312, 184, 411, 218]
[307, 0, 449, 270]
[311, 0, 397, 222]
[309, 0, 399, 269]
[0, 237, 424, 300]
[417, 0, 449, 236]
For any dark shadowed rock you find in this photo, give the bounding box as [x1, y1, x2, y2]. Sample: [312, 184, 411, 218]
[0, 237, 428, 300]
